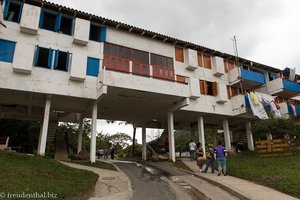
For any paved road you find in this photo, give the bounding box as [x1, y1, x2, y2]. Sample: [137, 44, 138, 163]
[115, 161, 239, 200]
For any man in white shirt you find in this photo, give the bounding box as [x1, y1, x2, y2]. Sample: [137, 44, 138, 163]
[189, 139, 196, 161]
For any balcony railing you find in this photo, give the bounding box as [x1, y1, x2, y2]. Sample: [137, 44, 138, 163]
[283, 80, 300, 93]
[240, 68, 266, 84]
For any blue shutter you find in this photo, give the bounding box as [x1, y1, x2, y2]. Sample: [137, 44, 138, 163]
[86, 57, 100, 77]
[66, 51, 70, 71]
[55, 13, 61, 32]
[3, 0, 10, 19]
[34, 46, 40, 66]
[0, 39, 16, 63]
[39, 9, 44, 28]
[53, 49, 59, 69]
[48, 48, 53, 68]
[100, 26, 107, 42]
[17, 1, 23, 23]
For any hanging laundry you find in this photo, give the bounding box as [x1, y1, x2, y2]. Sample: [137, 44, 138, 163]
[291, 104, 297, 116]
[275, 73, 281, 78]
[248, 92, 268, 120]
[282, 67, 290, 77]
[250, 92, 260, 106]
[289, 67, 296, 81]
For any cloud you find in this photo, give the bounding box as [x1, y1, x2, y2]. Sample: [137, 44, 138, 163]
[47, 0, 300, 70]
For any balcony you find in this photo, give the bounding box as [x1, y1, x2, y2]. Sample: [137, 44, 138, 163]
[231, 95, 252, 117]
[229, 68, 266, 89]
[266, 78, 300, 98]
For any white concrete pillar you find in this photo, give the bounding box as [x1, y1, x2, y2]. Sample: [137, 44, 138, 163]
[90, 102, 97, 163]
[142, 126, 147, 161]
[168, 112, 175, 162]
[223, 119, 231, 150]
[77, 119, 83, 154]
[197, 116, 206, 158]
[37, 95, 51, 156]
[266, 133, 273, 140]
[229, 131, 233, 144]
[245, 121, 254, 151]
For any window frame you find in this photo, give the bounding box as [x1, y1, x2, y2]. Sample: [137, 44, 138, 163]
[0, 39, 16, 63]
[86, 57, 100, 77]
[3, 0, 23, 23]
[175, 47, 184, 62]
[151, 53, 174, 80]
[89, 23, 107, 42]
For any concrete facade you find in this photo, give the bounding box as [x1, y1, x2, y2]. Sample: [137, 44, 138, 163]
[1, 0, 300, 162]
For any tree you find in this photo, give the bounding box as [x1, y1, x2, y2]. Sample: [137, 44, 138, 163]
[109, 132, 132, 150]
[251, 118, 300, 139]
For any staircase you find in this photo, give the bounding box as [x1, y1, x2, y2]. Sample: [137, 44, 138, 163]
[54, 135, 69, 161]
[47, 120, 58, 142]
[148, 129, 167, 154]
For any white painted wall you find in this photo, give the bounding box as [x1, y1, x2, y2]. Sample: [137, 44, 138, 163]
[13, 42, 35, 73]
[20, 4, 40, 35]
[212, 56, 225, 77]
[73, 18, 90, 45]
[266, 78, 283, 94]
[185, 49, 198, 70]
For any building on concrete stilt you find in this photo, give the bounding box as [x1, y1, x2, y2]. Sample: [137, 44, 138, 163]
[1, 0, 300, 162]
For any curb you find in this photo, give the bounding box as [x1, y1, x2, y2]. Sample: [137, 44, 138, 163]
[160, 162, 252, 200]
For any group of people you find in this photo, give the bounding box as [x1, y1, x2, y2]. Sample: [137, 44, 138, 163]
[189, 139, 227, 176]
[97, 146, 116, 160]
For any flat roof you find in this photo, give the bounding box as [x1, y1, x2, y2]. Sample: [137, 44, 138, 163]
[24, 0, 292, 75]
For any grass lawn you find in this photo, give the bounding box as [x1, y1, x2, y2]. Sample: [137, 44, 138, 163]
[0, 151, 98, 199]
[227, 151, 300, 198]
[71, 160, 118, 171]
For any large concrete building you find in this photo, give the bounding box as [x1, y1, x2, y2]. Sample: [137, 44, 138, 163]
[1, 0, 300, 162]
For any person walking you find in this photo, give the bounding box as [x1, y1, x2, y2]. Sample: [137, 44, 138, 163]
[202, 144, 215, 173]
[189, 139, 197, 161]
[215, 141, 228, 176]
[196, 142, 205, 172]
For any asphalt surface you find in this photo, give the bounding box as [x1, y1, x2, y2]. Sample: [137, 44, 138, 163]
[116, 162, 177, 200]
[115, 161, 239, 200]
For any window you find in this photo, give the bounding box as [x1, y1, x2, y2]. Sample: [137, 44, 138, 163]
[224, 60, 235, 72]
[34, 46, 70, 71]
[151, 53, 174, 80]
[89, 24, 106, 42]
[54, 50, 69, 71]
[3, 0, 23, 23]
[35, 47, 52, 68]
[175, 47, 184, 62]
[203, 54, 211, 69]
[103, 43, 149, 76]
[0, 39, 16, 63]
[197, 53, 203, 67]
[86, 57, 100, 77]
[199, 80, 217, 96]
[39, 10, 73, 35]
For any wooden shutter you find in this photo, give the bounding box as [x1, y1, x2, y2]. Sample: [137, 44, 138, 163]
[200, 80, 205, 95]
[228, 61, 235, 71]
[224, 60, 228, 73]
[176, 75, 186, 84]
[212, 82, 218, 96]
[203, 55, 211, 69]
[175, 47, 184, 62]
[197, 53, 203, 67]
[227, 86, 231, 99]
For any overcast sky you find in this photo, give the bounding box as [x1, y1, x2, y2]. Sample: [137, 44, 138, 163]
[48, 0, 300, 70]
[47, 0, 300, 142]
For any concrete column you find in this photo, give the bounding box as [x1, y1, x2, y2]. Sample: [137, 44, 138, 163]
[229, 131, 233, 144]
[90, 102, 97, 163]
[77, 119, 83, 154]
[168, 112, 175, 162]
[197, 116, 206, 158]
[223, 119, 231, 150]
[142, 126, 147, 161]
[245, 121, 254, 151]
[212, 128, 217, 147]
[37, 95, 51, 156]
